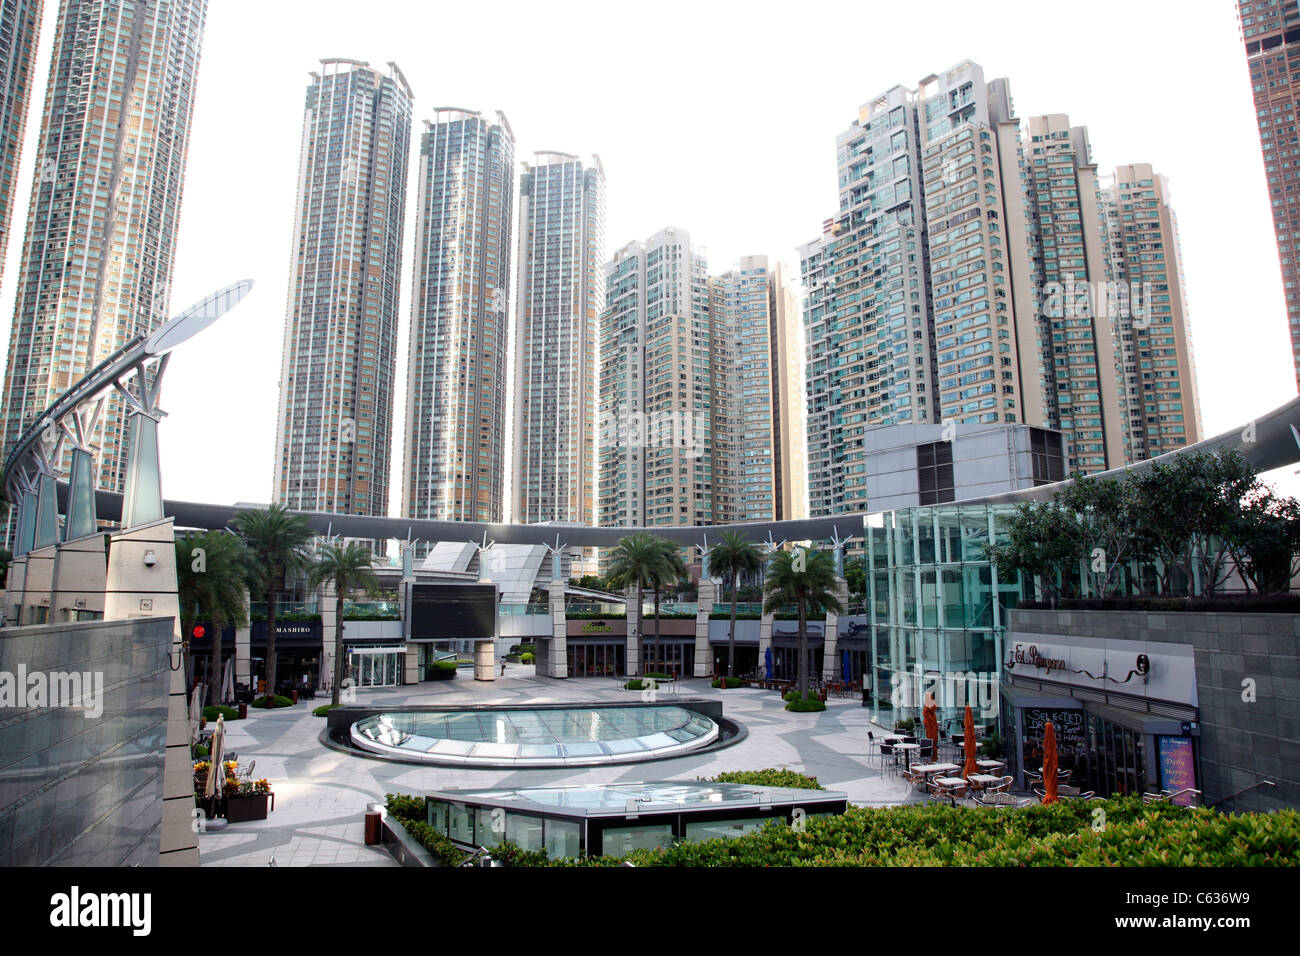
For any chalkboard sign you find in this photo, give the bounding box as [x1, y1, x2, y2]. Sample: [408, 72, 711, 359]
[1022, 708, 1087, 767]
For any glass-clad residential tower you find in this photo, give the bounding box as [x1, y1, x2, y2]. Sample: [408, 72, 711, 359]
[0, 0, 42, 289]
[708, 256, 806, 523]
[403, 108, 515, 523]
[512, 152, 605, 525]
[799, 84, 936, 517]
[273, 60, 412, 517]
[598, 227, 712, 529]
[0, 0, 207, 545]
[1238, 0, 1300, 391]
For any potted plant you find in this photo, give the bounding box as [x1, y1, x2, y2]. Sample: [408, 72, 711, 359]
[225, 778, 274, 822]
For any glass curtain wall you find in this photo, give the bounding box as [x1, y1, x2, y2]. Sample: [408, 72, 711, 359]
[865, 504, 1026, 732]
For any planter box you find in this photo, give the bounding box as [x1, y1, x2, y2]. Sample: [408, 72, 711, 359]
[225, 793, 272, 822]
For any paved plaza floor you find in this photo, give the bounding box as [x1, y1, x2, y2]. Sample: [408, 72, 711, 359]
[198, 663, 923, 866]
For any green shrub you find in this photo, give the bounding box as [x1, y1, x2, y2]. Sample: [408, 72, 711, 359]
[785, 694, 826, 713]
[643, 672, 673, 680]
[625, 679, 649, 690]
[521, 652, 534, 663]
[527, 798, 1300, 867]
[565, 611, 627, 620]
[704, 769, 823, 790]
[193, 744, 209, 758]
[712, 677, 742, 688]
[251, 694, 294, 708]
[312, 704, 339, 717]
[202, 705, 240, 721]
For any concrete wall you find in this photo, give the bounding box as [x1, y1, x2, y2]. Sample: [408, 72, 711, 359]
[0, 616, 175, 866]
[1009, 608, 1299, 813]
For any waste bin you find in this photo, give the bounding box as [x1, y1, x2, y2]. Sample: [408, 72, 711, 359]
[364, 803, 385, 845]
[861, 686, 870, 707]
[238, 702, 248, 719]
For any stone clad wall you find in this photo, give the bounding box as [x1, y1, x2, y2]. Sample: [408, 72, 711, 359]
[0, 616, 174, 865]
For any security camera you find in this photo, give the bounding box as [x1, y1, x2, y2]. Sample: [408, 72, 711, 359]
[143, 550, 157, 567]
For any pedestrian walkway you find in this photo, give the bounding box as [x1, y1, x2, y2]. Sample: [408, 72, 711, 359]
[198, 665, 919, 866]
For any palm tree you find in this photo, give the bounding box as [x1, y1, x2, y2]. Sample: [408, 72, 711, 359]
[308, 541, 380, 706]
[763, 546, 844, 699]
[708, 531, 763, 678]
[232, 504, 315, 705]
[605, 533, 684, 676]
[175, 530, 250, 707]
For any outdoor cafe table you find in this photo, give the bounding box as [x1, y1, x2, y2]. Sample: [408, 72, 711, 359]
[894, 742, 920, 769]
[933, 776, 969, 792]
[976, 759, 1006, 772]
[883, 735, 907, 744]
[911, 762, 960, 777]
[966, 774, 1003, 791]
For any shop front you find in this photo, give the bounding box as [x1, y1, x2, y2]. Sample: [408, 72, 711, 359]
[251, 620, 323, 695]
[565, 618, 629, 677]
[1000, 633, 1201, 799]
[771, 621, 825, 681]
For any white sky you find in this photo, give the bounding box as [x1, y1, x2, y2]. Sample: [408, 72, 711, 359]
[2, 0, 1297, 516]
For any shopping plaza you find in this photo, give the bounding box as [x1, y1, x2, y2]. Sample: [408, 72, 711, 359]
[0, 290, 1296, 864]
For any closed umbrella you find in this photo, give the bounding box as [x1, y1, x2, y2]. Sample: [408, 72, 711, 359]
[221, 657, 234, 704]
[963, 705, 978, 777]
[1042, 721, 1059, 805]
[204, 715, 226, 802]
[841, 649, 850, 682]
[923, 692, 939, 761]
[764, 646, 772, 680]
[189, 683, 205, 746]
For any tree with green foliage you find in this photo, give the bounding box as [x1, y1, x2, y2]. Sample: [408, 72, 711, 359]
[605, 533, 685, 675]
[232, 504, 315, 704]
[0, 547, 10, 591]
[708, 531, 763, 677]
[763, 547, 843, 699]
[1128, 450, 1258, 596]
[1055, 474, 1149, 598]
[308, 541, 380, 706]
[983, 502, 1088, 607]
[175, 530, 250, 706]
[1224, 487, 1300, 593]
[843, 556, 866, 599]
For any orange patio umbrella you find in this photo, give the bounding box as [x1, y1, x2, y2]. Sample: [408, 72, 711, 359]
[962, 705, 977, 777]
[923, 692, 938, 761]
[1042, 721, 1059, 805]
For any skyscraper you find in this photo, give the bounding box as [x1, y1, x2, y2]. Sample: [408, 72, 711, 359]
[799, 84, 936, 516]
[801, 59, 1203, 517]
[273, 59, 413, 518]
[403, 108, 515, 524]
[0, 0, 207, 541]
[1023, 114, 1127, 474]
[708, 256, 805, 523]
[1238, 0, 1300, 391]
[1102, 165, 1202, 459]
[512, 152, 605, 525]
[918, 63, 1033, 432]
[598, 227, 712, 529]
[0, 0, 42, 288]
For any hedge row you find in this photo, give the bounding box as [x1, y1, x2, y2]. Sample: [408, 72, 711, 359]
[383, 791, 1298, 868]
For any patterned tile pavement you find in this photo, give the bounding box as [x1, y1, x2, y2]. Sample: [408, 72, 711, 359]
[198, 663, 926, 866]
